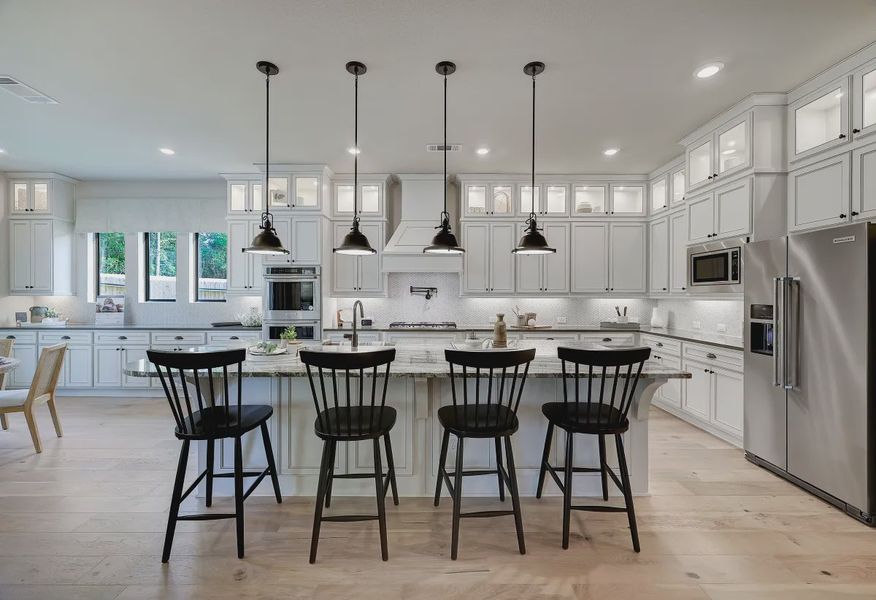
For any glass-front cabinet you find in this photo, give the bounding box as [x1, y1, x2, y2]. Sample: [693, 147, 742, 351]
[462, 182, 514, 216]
[790, 78, 850, 162]
[267, 176, 289, 209]
[332, 178, 385, 218]
[671, 167, 686, 205]
[686, 114, 752, 189]
[543, 184, 569, 215]
[650, 176, 667, 213]
[226, 178, 265, 214]
[609, 184, 645, 215]
[519, 185, 541, 215]
[9, 180, 50, 215]
[716, 118, 750, 177]
[572, 184, 607, 215]
[687, 136, 713, 190]
[853, 59, 876, 141]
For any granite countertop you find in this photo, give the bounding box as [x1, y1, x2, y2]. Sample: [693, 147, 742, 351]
[0, 324, 261, 331]
[124, 341, 692, 380]
[325, 324, 744, 351]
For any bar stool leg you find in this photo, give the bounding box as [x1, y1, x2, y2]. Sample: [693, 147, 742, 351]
[494, 437, 505, 502]
[233, 436, 245, 559]
[373, 437, 388, 561]
[309, 441, 331, 564]
[450, 436, 464, 560]
[205, 439, 214, 507]
[504, 435, 525, 555]
[324, 440, 337, 508]
[260, 422, 282, 503]
[615, 434, 640, 553]
[434, 428, 449, 507]
[598, 434, 609, 501]
[562, 429, 574, 549]
[383, 433, 399, 506]
[162, 439, 189, 563]
[535, 422, 554, 499]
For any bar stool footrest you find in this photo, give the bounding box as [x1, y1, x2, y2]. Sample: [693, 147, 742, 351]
[460, 509, 515, 519]
[570, 504, 628, 513]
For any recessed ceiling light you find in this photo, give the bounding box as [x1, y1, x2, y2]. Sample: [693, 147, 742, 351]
[476, 147, 490, 155]
[159, 148, 175, 155]
[347, 146, 360, 155]
[603, 148, 619, 156]
[695, 62, 724, 79]
[0, 148, 6, 154]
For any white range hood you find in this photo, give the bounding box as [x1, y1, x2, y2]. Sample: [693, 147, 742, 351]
[382, 174, 463, 273]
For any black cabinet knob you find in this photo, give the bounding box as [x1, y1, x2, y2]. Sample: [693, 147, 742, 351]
[662, 287, 667, 291]
[853, 128, 861, 134]
[839, 133, 847, 139]
[704, 368, 709, 373]
[852, 211, 859, 217]
[840, 214, 847, 219]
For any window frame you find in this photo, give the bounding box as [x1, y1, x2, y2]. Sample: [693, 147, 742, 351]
[94, 232, 126, 299]
[193, 232, 227, 303]
[143, 232, 177, 303]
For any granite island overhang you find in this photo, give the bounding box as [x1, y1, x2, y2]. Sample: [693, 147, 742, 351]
[125, 342, 690, 498]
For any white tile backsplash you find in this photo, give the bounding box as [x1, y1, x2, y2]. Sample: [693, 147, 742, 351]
[655, 298, 744, 337]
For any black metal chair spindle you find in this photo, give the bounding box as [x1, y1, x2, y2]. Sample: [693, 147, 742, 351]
[149, 348, 282, 562]
[535, 345, 650, 552]
[434, 348, 536, 560]
[300, 347, 398, 563]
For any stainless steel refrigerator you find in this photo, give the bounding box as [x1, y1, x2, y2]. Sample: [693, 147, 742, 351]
[744, 222, 875, 525]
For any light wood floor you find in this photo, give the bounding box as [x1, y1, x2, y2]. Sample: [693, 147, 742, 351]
[0, 397, 874, 599]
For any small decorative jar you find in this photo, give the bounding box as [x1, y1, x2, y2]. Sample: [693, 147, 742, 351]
[493, 313, 508, 348]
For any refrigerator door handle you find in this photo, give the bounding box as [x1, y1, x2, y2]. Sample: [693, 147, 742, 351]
[784, 276, 800, 390]
[773, 276, 783, 387]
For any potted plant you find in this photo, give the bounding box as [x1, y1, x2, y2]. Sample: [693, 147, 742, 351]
[279, 326, 303, 354]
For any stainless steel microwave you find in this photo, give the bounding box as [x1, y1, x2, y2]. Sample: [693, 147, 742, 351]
[687, 239, 744, 293]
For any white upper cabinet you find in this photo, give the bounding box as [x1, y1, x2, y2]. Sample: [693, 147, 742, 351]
[852, 140, 876, 221]
[226, 178, 263, 214]
[333, 178, 385, 218]
[687, 114, 752, 191]
[543, 184, 569, 216]
[789, 78, 850, 163]
[609, 184, 645, 216]
[788, 153, 850, 232]
[331, 221, 385, 296]
[226, 218, 263, 294]
[518, 184, 541, 215]
[9, 180, 49, 215]
[650, 176, 668, 214]
[687, 178, 752, 243]
[263, 216, 322, 265]
[571, 223, 609, 293]
[853, 59, 876, 141]
[7, 175, 74, 220]
[572, 184, 607, 216]
[292, 175, 320, 210]
[687, 191, 715, 244]
[671, 167, 686, 205]
[9, 218, 73, 295]
[225, 166, 331, 216]
[669, 211, 688, 293]
[462, 182, 513, 217]
[514, 222, 569, 293]
[267, 175, 290, 210]
[609, 223, 646, 293]
[649, 217, 669, 294]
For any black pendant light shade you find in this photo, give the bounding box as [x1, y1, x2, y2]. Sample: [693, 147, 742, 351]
[334, 61, 377, 256]
[424, 60, 464, 255]
[244, 60, 289, 256]
[513, 61, 555, 256]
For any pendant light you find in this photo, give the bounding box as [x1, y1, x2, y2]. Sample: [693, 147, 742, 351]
[244, 61, 290, 256]
[334, 61, 377, 256]
[424, 61, 464, 254]
[513, 61, 555, 255]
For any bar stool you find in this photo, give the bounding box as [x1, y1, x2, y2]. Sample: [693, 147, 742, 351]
[434, 347, 535, 560]
[149, 348, 282, 562]
[300, 347, 399, 563]
[535, 346, 650, 552]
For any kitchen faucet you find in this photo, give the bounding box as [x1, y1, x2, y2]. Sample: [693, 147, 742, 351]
[351, 300, 364, 349]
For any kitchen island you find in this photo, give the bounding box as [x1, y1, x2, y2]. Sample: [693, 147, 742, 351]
[125, 341, 689, 498]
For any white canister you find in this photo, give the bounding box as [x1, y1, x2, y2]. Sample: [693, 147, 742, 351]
[650, 308, 668, 329]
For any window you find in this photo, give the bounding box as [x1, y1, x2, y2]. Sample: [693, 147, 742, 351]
[144, 232, 177, 301]
[95, 233, 126, 296]
[194, 232, 228, 302]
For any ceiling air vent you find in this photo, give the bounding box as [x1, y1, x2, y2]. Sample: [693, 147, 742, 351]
[426, 143, 462, 152]
[0, 75, 58, 104]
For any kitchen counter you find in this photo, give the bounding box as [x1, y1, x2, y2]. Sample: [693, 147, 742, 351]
[324, 325, 744, 351]
[125, 341, 688, 499]
[3, 324, 260, 331]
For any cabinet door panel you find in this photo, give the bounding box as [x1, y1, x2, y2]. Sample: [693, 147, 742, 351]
[649, 218, 669, 293]
[9, 345, 38, 388]
[357, 222, 383, 293]
[792, 79, 850, 162]
[489, 223, 515, 293]
[659, 355, 682, 408]
[29, 221, 53, 293]
[63, 346, 93, 388]
[712, 367, 744, 437]
[682, 359, 711, 420]
[716, 117, 751, 177]
[789, 154, 850, 232]
[93, 347, 123, 387]
[715, 177, 751, 238]
[332, 223, 359, 294]
[609, 223, 645, 293]
[571, 223, 608, 293]
[514, 222, 542, 294]
[291, 216, 321, 264]
[669, 211, 688, 293]
[687, 192, 715, 243]
[687, 136, 713, 190]
[263, 218, 291, 265]
[542, 223, 570, 293]
[123, 346, 152, 388]
[463, 223, 489, 293]
[10, 221, 32, 292]
[226, 220, 252, 292]
[852, 141, 876, 220]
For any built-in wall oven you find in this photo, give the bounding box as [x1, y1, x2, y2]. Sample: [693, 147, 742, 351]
[687, 238, 745, 294]
[263, 320, 321, 342]
[263, 266, 320, 321]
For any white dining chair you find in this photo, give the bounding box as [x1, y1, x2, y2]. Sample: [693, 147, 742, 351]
[0, 342, 66, 453]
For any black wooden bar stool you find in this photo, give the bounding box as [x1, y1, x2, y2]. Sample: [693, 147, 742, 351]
[300, 347, 399, 563]
[434, 347, 535, 560]
[149, 348, 282, 562]
[535, 346, 650, 552]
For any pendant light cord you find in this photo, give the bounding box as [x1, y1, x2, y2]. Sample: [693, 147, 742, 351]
[353, 71, 359, 226]
[528, 72, 537, 227]
[442, 70, 448, 222]
[264, 69, 273, 227]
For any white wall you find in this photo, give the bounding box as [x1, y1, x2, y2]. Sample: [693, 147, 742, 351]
[654, 298, 744, 337]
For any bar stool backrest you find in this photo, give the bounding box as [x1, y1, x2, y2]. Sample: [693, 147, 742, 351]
[444, 348, 537, 429]
[299, 347, 396, 436]
[557, 346, 651, 427]
[148, 348, 245, 435]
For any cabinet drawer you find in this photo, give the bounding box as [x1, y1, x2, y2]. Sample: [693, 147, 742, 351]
[94, 331, 150, 345]
[579, 333, 635, 346]
[207, 331, 262, 344]
[39, 331, 93, 345]
[640, 334, 681, 356]
[683, 342, 743, 370]
[0, 331, 38, 344]
[151, 332, 207, 345]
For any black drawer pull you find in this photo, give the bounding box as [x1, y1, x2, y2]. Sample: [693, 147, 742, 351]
[706, 352, 717, 359]
[656, 342, 663, 347]
[602, 337, 612, 342]
[61, 336, 71, 340]
[118, 336, 127, 340]
[230, 336, 239, 340]
[174, 336, 184, 340]
[6, 335, 15, 339]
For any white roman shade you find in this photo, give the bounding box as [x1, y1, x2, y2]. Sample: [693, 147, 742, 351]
[75, 197, 226, 233]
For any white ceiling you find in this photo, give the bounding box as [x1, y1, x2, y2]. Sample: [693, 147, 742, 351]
[2, 0, 876, 180]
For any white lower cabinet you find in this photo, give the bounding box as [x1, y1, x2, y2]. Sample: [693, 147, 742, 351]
[682, 358, 712, 421]
[63, 346, 93, 388]
[711, 365, 744, 438]
[94, 345, 148, 388]
[678, 344, 744, 446]
[9, 344, 38, 389]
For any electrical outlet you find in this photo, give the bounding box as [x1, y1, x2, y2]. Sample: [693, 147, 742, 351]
[556, 316, 567, 324]
[716, 323, 727, 333]
[692, 320, 702, 330]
